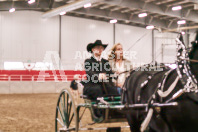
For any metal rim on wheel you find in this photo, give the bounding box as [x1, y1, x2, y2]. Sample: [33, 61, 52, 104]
[55, 88, 78, 132]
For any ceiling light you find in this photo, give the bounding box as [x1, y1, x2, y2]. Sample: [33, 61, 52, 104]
[84, 3, 91, 8]
[146, 25, 154, 29]
[177, 20, 186, 25]
[172, 6, 182, 11]
[28, 0, 35, 4]
[42, 0, 101, 18]
[110, 19, 117, 23]
[138, 13, 147, 18]
[181, 31, 185, 35]
[9, 8, 15, 13]
[60, 12, 66, 15]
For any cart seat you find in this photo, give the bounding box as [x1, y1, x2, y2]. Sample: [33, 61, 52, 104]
[79, 94, 127, 123]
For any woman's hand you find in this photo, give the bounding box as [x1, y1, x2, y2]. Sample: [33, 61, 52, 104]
[115, 71, 120, 74]
[117, 83, 123, 88]
[113, 71, 120, 79]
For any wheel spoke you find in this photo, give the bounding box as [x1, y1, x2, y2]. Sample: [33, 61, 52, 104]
[79, 107, 87, 121]
[66, 94, 69, 112]
[63, 92, 65, 108]
[61, 92, 68, 126]
[57, 106, 65, 124]
[59, 96, 64, 114]
[68, 101, 72, 119]
[56, 118, 65, 127]
[68, 113, 74, 126]
[64, 93, 70, 127]
[59, 95, 66, 125]
[65, 102, 72, 128]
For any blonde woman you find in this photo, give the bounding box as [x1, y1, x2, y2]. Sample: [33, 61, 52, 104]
[108, 43, 132, 94]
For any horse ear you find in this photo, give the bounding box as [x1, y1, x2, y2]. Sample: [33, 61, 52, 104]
[179, 33, 184, 44]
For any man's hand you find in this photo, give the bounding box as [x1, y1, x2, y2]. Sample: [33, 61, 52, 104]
[99, 73, 107, 80]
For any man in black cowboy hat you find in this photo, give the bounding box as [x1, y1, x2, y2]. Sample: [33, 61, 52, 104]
[83, 40, 118, 101]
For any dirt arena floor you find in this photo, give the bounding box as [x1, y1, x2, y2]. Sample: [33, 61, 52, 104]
[0, 94, 130, 132]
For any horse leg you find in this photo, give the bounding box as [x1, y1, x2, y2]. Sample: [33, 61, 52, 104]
[126, 112, 141, 132]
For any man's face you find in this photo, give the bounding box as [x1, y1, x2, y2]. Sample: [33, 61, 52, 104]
[92, 45, 104, 56]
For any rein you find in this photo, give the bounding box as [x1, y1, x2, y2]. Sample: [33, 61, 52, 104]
[180, 58, 198, 63]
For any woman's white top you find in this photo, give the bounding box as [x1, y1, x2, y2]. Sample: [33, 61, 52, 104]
[108, 59, 132, 86]
[116, 61, 126, 85]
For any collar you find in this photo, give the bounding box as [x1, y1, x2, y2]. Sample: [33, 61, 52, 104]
[92, 54, 102, 62]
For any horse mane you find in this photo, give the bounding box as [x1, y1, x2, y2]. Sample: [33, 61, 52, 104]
[189, 44, 198, 59]
[189, 31, 198, 59]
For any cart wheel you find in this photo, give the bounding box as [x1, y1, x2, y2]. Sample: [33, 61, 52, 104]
[55, 88, 78, 132]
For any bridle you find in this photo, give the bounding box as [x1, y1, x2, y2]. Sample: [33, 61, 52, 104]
[178, 47, 198, 63]
[155, 36, 198, 103]
[154, 36, 198, 104]
[175, 37, 198, 93]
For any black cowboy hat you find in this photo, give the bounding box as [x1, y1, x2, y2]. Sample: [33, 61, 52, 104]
[87, 40, 108, 52]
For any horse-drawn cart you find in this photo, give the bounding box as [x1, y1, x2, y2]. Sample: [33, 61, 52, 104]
[55, 86, 178, 132]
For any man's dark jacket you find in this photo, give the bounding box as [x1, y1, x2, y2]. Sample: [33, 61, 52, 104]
[83, 56, 115, 88]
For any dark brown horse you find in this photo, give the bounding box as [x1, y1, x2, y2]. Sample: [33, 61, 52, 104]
[124, 32, 198, 132]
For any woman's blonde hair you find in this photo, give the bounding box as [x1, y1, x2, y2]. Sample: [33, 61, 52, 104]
[108, 43, 124, 60]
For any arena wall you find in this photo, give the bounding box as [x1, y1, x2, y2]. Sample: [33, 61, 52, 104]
[0, 11, 154, 70]
[0, 81, 71, 94]
[115, 24, 152, 65]
[0, 70, 84, 94]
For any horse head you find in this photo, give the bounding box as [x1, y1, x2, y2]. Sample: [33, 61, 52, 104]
[189, 30, 198, 84]
[125, 31, 198, 132]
